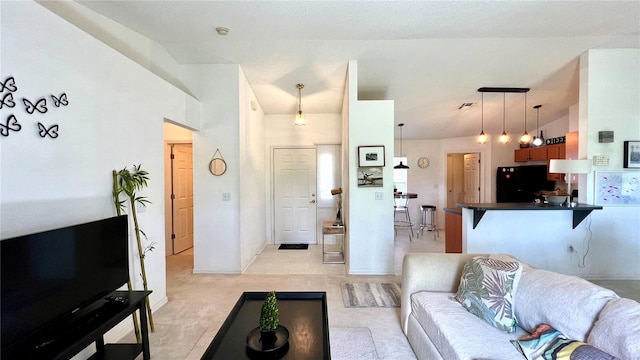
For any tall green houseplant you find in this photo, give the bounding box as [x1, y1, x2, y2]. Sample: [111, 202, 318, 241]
[113, 164, 155, 332]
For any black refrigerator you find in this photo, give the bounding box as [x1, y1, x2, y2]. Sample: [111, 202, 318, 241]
[496, 165, 555, 203]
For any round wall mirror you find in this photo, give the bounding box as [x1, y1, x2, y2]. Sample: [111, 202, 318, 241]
[209, 158, 227, 176]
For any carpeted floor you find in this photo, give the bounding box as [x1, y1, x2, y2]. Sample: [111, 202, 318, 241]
[341, 283, 401, 307]
[330, 327, 379, 359]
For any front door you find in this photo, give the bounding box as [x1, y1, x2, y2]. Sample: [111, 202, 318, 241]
[273, 148, 317, 244]
[171, 144, 194, 254]
[463, 153, 481, 203]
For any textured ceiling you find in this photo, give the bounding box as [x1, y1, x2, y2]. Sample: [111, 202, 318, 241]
[74, 1, 640, 139]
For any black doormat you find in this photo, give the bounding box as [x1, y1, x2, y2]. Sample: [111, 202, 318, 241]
[278, 243, 309, 250]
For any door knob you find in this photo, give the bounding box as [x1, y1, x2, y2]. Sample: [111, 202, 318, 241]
[309, 199, 316, 203]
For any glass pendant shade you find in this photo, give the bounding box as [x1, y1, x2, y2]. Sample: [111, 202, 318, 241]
[477, 131, 488, 144]
[294, 111, 305, 126]
[498, 131, 511, 144]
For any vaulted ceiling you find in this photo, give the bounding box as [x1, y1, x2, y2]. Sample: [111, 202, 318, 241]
[73, 1, 639, 139]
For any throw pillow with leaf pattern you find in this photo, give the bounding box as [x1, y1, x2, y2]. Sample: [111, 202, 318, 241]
[455, 256, 523, 332]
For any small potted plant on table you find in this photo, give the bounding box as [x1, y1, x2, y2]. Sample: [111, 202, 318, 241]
[259, 291, 280, 347]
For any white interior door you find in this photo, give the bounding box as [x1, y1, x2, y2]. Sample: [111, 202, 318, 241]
[171, 144, 194, 254]
[463, 153, 481, 203]
[274, 148, 317, 244]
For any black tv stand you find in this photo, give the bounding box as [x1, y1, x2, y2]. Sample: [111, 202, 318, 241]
[2, 290, 151, 360]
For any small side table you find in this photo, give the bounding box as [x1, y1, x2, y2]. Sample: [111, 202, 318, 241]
[322, 221, 345, 264]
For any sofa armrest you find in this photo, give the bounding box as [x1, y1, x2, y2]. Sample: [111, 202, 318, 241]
[401, 253, 487, 334]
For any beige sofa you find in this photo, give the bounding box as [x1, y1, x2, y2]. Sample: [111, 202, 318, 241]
[401, 253, 640, 360]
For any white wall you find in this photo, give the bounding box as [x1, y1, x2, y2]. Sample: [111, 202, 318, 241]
[0, 1, 198, 351]
[347, 61, 395, 275]
[37, 0, 191, 97]
[180, 64, 243, 273]
[579, 49, 640, 279]
[239, 68, 267, 270]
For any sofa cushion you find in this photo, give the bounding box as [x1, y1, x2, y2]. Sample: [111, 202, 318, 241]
[411, 291, 527, 360]
[514, 269, 618, 342]
[588, 297, 640, 360]
[455, 256, 523, 332]
[511, 323, 619, 360]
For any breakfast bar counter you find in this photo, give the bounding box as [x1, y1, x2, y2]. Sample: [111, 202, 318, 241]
[455, 202, 604, 274]
[457, 202, 603, 229]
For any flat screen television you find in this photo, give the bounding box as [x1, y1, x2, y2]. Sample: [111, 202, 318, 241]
[1, 215, 129, 353]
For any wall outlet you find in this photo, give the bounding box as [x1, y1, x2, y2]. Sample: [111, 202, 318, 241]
[223, 193, 231, 201]
[375, 192, 383, 200]
[567, 245, 575, 253]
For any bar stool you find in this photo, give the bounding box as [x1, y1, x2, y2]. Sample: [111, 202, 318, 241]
[394, 197, 414, 240]
[417, 205, 439, 240]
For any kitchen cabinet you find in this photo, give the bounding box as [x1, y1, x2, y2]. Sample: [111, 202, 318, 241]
[514, 147, 547, 162]
[444, 209, 462, 253]
[547, 143, 566, 181]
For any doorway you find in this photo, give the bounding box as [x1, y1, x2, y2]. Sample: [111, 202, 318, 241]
[169, 144, 194, 254]
[273, 148, 318, 244]
[447, 152, 481, 207]
[163, 122, 194, 258]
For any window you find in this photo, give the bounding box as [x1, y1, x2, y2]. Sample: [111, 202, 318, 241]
[393, 156, 407, 193]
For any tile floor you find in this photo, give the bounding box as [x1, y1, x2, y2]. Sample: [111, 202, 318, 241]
[132, 229, 638, 359]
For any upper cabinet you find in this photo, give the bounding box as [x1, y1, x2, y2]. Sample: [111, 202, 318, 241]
[514, 132, 578, 181]
[546, 143, 567, 181]
[514, 147, 547, 162]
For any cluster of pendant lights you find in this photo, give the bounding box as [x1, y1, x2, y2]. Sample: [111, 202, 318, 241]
[476, 87, 544, 146]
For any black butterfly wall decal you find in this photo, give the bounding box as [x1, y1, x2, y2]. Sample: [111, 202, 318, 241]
[0, 76, 17, 93]
[51, 93, 69, 107]
[38, 122, 59, 139]
[1, 93, 16, 109]
[23, 97, 48, 114]
[0, 115, 22, 137]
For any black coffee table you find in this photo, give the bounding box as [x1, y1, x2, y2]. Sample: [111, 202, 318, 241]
[201, 292, 330, 360]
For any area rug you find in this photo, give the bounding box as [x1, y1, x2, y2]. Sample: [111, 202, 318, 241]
[340, 283, 401, 308]
[330, 327, 379, 359]
[277, 243, 308, 250]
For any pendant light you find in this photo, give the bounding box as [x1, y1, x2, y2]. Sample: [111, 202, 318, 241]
[532, 105, 544, 147]
[477, 92, 488, 144]
[294, 83, 305, 126]
[394, 123, 410, 169]
[519, 92, 531, 147]
[497, 93, 511, 144]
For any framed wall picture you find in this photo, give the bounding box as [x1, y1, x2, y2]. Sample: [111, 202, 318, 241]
[623, 140, 640, 168]
[595, 170, 640, 205]
[357, 167, 383, 187]
[358, 145, 385, 167]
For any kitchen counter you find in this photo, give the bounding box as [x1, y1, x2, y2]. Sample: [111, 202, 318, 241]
[443, 207, 462, 215]
[457, 202, 603, 229]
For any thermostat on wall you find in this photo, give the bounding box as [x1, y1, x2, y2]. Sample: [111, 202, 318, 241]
[593, 155, 609, 166]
